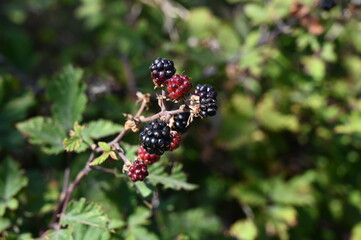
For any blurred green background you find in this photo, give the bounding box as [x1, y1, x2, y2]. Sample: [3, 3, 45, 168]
[2, 0, 361, 239]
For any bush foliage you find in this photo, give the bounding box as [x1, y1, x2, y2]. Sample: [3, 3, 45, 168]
[1, 0, 361, 239]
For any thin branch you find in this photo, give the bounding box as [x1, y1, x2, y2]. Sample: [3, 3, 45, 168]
[140, 109, 186, 122]
[118, 151, 132, 166]
[90, 166, 117, 175]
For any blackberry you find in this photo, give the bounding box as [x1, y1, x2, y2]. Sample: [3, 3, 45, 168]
[139, 120, 172, 155]
[150, 57, 176, 86]
[194, 84, 218, 117]
[166, 74, 192, 99]
[128, 160, 148, 182]
[137, 146, 160, 165]
[171, 112, 191, 133]
[169, 131, 182, 151]
[320, 0, 336, 10]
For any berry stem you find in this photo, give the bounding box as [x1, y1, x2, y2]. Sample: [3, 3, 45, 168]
[118, 151, 132, 166]
[140, 109, 188, 122]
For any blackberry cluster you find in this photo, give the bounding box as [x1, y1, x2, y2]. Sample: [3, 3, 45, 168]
[171, 112, 191, 133]
[128, 57, 219, 182]
[137, 146, 160, 165]
[320, 0, 336, 10]
[194, 84, 218, 117]
[169, 131, 182, 151]
[128, 160, 149, 182]
[139, 120, 172, 155]
[150, 57, 176, 86]
[166, 74, 192, 99]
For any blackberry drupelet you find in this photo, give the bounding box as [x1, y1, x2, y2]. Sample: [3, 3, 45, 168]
[320, 0, 336, 10]
[128, 160, 149, 182]
[166, 74, 192, 99]
[194, 84, 218, 117]
[150, 57, 176, 86]
[171, 112, 191, 133]
[169, 131, 182, 151]
[139, 120, 172, 155]
[137, 146, 160, 165]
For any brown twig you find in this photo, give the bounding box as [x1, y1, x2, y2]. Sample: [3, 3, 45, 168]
[91, 166, 117, 175]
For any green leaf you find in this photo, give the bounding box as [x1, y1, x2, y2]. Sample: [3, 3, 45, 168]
[148, 163, 198, 191]
[256, 95, 299, 132]
[128, 207, 151, 227]
[83, 119, 123, 141]
[302, 56, 325, 81]
[90, 152, 110, 166]
[16, 117, 66, 154]
[47, 229, 74, 240]
[244, 4, 268, 24]
[351, 222, 361, 240]
[98, 142, 111, 152]
[64, 122, 88, 152]
[157, 208, 221, 239]
[134, 182, 152, 198]
[0, 157, 28, 216]
[47, 65, 86, 131]
[72, 223, 111, 240]
[230, 219, 258, 240]
[61, 198, 109, 229]
[0, 217, 11, 232]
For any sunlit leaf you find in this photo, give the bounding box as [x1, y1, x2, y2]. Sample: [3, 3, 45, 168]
[47, 65, 86, 131]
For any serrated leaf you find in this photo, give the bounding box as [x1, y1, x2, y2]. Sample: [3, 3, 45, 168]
[61, 198, 109, 229]
[64, 136, 83, 152]
[98, 142, 111, 152]
[47, 229, 73, 240]
[16, 117, 66, 154]
[83, 119, 123, 140]
[0, 157, 28, 216]
[90, 152, 110, 166]
[148, 163, 197, 191]
[72, 223, 111, 240]
[64, 122, 88, 152]
[47, 65, 86, 131]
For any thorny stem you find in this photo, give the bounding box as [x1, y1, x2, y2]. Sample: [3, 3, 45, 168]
[47, 92, 188, 235]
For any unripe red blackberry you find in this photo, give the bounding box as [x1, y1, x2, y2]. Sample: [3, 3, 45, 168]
[320, 0, 336, 10]
[169, 131, 182, 151]
[150, 57, 176, 86]
[171, 112, 191, 133]
[139, 120, 172, 155]
[194, 84, 218, 117]
[166, 74, 192, 99]
[137, 146, 160, 165]
[128, 160, 149, 182]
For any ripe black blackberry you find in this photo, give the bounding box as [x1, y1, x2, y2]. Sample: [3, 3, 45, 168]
[171, 112, 191, 133]
[128, 160, 149, 182]
[194, 84, 218, 117]
[139, 120, 172, 155]
[150, 57, 176, 86]
[320, 0, 336, 10]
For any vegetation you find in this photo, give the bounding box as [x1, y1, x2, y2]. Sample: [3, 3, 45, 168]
[1, 0, 361, 239]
